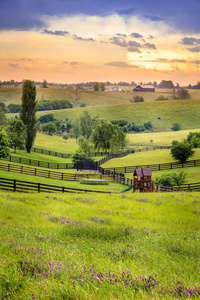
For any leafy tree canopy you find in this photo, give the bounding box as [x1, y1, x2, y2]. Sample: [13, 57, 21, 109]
[0, 130, 10, 158]
[170, 141, 195, 164]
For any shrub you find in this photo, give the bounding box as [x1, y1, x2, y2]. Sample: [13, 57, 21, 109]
[144, 121, 153, 131]
[80, 103, 86, 107]
[133, 95, 144, 102]
[63, 135, 69, 141]
[171, 123, 181, 131]
[155, 95, 168, 101]
[172, 140, 179, 146]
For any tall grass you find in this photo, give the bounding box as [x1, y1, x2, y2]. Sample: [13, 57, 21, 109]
[0, 191, 200, 299]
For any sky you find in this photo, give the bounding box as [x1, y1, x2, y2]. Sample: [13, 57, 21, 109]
[1, 0, 200, 85]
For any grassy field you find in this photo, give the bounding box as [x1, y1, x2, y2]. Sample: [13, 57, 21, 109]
[0, 191, 200, 299]
[128, 128, 200, 147]
[102, 148, 200, 168]
[0, 85, 192, 106]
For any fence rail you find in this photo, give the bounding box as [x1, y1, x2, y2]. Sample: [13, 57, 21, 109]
[100, 159, 200, 174]
[3, 156, 75, 169]
[31, 147, 108, 158]
[0, 161, 112, 182]
[0, 177, 110, 194]
[159, 182, 200, 192]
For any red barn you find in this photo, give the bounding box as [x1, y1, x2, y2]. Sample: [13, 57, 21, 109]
[133, 84, 155, 92]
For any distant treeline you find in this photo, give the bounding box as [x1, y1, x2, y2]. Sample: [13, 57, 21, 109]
[111, 119, 153, 133]
[0, 100, 73, 113]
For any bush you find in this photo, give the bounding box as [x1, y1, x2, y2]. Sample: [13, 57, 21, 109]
[80, 103, 86, 107]
[155, 173, 174, 186]
[155, 170, 187, 187]
[144, 121, 153, 131]
[38, 114, 55, 124]
[133, 95, 144, 102]
[155, 95, 168, 101]
[171, 123, 181, 131]
[37, 100, 73, 111]
[63, 135, 69, 141]
[172, 140, 179, 146]
[7, 104, 21, 113]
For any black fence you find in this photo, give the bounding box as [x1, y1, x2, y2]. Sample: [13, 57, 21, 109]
[99, 159, 200, 174]
[159, 182, 200, 192]
[31, 147, 108, 158]
[97, 150, 134, 166]
[3, 156, 74, 169]
[0, 177, 110, 193]
[134, 146, 172, 152]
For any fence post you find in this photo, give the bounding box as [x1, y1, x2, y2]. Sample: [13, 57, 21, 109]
[38, 183, 40, 193]
[21, 166, 23, 174]
[194, 160, 196, 166]
[35, 168, 37, 176]
[14, 179, 16, 192]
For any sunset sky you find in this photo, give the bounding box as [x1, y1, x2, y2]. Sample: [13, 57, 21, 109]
[1, 0, 200, 85]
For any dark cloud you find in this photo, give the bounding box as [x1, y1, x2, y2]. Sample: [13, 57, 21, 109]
[63, 61, 68, 64]
[70, 61, 79, 65]
[188, 46, 200, 52]
[144, 43, 157, 49]
[127, 46, 141, 53]
[148, 35, 154, 39]
[130, 32, 143, 38]
[72, 34, 94, 42]
[15, 58, 33, 62]
[105, 61, 139, 68]
[116, 33, 127, 37]
[8, 63, 28, 70]
[128, 40, 141, 47]
[194, 60, 200, 64]
[180, 37, 200, 45]
[110, 36, 127, 47]
[1, 0, 200, 34]
[115, 7, 136, 15]
[43, 29, 69, 36]
[142, 15, 164, 22]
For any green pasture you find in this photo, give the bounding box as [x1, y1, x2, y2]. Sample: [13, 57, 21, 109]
[128, 128, 200, 147]
[102, 148, 200, 168]
[0, 85, 185, 106]
[32, 99, 200, 132]
[0, 191, 200, 299]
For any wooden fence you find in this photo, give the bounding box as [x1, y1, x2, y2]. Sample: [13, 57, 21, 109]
[99, 159, 200, 174]
[0, 161, 112, 182]
[159, 182, 200, 192]
[31, 147, 108, 158]
[3, 156, 75, 169]
[0, 177, 110, 193]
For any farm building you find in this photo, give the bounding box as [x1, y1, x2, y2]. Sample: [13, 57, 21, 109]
[109, 87, 122, 92]
[133, 84, 155, 92]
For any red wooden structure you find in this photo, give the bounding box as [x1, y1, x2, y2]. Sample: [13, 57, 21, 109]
[133, 167, 154, 192]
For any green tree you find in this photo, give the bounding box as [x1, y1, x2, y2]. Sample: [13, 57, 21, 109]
[20, 80, 37, 153]
[0, 102, 7, 112]
[72, 118, 81, 141]
[178, 88, 190, 99]
[38, 114, 55, 124]
[78, 136, 93, 154]
[0, 107, 7, 127]
[80, 110, 92, 139]
[170, 141, 195, 163]
[100, 82, 105, 91]
[6, 119, 26, 153]
[94, 82, 100, 91]
[42, 79, 48, 88]
[92, 122, 126, 153]
[42, 122, 57, 135]
[171, 170, 187, 189]
[0, 130, 10, 158]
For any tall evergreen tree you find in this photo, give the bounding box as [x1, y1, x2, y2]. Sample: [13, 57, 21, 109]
[20, 80, 37, 153]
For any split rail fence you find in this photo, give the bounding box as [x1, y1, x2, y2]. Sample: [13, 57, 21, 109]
[0, 177, 110, 193]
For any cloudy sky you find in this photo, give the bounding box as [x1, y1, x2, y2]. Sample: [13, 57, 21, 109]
[1, 0, 200, 85]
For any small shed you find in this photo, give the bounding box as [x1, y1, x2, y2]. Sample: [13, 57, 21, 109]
[133, 85, 155, 92]
[109, 87, 122, 92]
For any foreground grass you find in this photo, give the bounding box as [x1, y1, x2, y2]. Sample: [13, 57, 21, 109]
[0, 191, 200, 299]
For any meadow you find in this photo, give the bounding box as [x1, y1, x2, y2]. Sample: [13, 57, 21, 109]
[0, 191, 200, 299]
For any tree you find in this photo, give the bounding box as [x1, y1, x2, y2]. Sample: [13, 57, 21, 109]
[178, 88, 190, 99]
[171, 170, 187, 189]
[77, 136, 93, 154]
[42, 79, 48, 88]
[144, 121, 153, 131]
[6, 119, 26, 153]
[0, 107, 7, 127]
[91, 122, 126, 153]
[170, 141, 195, 163]
[72, 118, 81, 141]
[0, 102, 7, 112]
[80, 110, 92, 139]
[42, 122, 57, 135]
[93, 82, 100, 91]
[100, 82, 105, 91]
[0, 130, 10, 158]
[20, 80, 37, 153]
[38, 114, 55, 124]
[186, 131, 200, 148]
